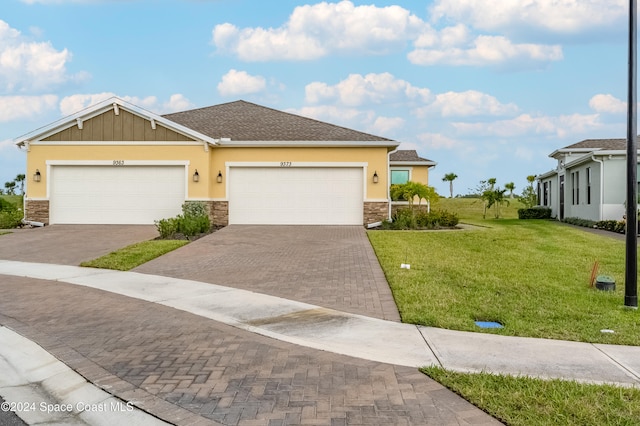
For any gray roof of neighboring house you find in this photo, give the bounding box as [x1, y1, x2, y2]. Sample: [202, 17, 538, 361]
[389, 150, 434, 163]
[561, 138, 627, 151]
[163, 100, 394, 142]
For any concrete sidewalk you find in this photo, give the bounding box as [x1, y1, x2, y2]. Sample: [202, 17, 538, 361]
[1, 260, 639, 387]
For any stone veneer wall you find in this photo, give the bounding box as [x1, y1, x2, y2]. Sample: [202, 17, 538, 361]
[363, 201, 389, 225]
[212, 201, 229, 226]
[25, 199, 49, 224]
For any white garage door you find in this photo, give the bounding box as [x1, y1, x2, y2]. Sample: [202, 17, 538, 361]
[229, 167, 363, 225]
[50, 165, 185, 224]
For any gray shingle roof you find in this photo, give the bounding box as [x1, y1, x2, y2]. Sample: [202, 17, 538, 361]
[162, 100, 394, 142]
[389, 150, 434, 163]
[561, 138, 627, 150]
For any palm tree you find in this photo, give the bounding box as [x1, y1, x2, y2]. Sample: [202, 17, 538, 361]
[505, 182, 515, 198]
[4, 181, 16, 195]
[487, 178, 497, 190]
[441, 173, 458, 198]
[14, 174, 25, 195]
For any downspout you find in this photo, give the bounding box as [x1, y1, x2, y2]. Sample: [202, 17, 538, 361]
[387, 149, 394, 221]
[592, 155, 604, 220]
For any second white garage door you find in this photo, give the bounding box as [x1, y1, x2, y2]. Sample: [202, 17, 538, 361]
[50, 165, 185, 224]
[229, 167, 363, 225]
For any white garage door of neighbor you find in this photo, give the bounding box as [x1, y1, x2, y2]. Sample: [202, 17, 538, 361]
[229, 167, 364, 225]
[50, 165, 185, 224]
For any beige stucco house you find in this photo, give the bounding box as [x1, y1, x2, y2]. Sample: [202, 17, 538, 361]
[15, 97, 434, 226]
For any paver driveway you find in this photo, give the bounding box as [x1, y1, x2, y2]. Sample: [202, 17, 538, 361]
[135, 225, 400, 321]
[0, 225, 157, 265]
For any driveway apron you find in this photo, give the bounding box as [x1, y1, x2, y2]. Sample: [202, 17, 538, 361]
[0, 225, 157, 265]
[134, 225, 401, 322]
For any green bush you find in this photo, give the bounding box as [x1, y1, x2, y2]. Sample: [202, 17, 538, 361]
[562, 217, 597, 228]
[0, 198, 16, 212]
[155, 217, 179, 239]
[594, 220, 626, 233]
[182, 201, 208, 217]
[382, 208, 458, 230]
[518, 207, 552, 219]
[155, 202, 211, 239]
[415, 209, 459, 228]
[0, 200, 22, 229]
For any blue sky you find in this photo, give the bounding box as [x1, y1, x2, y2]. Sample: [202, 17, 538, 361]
[0, 0, 632, 197]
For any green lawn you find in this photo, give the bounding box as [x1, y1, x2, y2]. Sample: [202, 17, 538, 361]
[369, 216, 639, 345]
[423, 367, 640, 426]
[372, 198, 640, 423]
[80, 240, 188, 271]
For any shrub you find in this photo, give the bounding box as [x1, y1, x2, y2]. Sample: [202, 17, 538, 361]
[415, 209, 459, 228]
[0, 198, 16, 212]
[383, 208, 458, 230]
[155, 202, 211, 239]
[155, 217, 179, 239]
[0, 199, 22, 229]
[594, 220, 626, 233]
[562, 217, 597, 228]
[518, 207, 552, 219]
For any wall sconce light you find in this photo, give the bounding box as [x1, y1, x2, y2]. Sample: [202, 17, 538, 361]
[373, 171, 379, 184]
[193, 169, 200, 182]
[33, 169, 41, 182]
[217, 170, 223, 183]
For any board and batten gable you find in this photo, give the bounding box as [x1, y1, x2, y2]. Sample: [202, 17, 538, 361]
[42, 109, 195, 142]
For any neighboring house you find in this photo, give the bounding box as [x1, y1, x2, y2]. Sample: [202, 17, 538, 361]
[15, 97, 409, 226]
[388, 150, 437, 213]
[389, 149, 436, 187]
[537, 138, 637, 221]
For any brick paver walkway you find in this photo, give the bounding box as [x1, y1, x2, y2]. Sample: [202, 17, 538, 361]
[135, 226, 400, 322]
[0, 276, 500, 425]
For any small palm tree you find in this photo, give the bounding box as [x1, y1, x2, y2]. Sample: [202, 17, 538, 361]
[4, 181, 16, 195]
[14, 174, 25, 195]
[505, 182, 515, 198]
[441, 173, 458, 198]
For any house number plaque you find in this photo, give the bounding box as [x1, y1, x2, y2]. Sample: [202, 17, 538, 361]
[113, 160, 125, 166]
[280, 162, 292, 167]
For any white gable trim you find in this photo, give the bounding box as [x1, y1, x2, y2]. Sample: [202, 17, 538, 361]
[14, 97, 219, 147]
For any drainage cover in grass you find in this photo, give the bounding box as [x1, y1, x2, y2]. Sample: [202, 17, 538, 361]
[475, 321, 504, 329]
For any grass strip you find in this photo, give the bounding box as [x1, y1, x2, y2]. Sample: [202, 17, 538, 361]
[422, 367, 640, 426]
[80, 240, 188, 271]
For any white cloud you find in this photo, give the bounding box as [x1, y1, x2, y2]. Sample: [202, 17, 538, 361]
[416, 90, 518, 117]
[161, 94, 194, 113]
[371, 116, 405, 134]
[0, 95, 58, 122]
[451, 113, 601, 138]
[59, 93, 193, 116]
[217, 69, 267, 96]
[0, 20, 82, 92]
[589, 93, 626, 114]
[212, 1, 424, 61]
[409, 34, 562, 68]
[305, 72, 431, 107]
[430, 0, 625, 36]
[417, 132, 464, 150]
[293, 105, 375, 125]
[0, 138, 15, 150]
